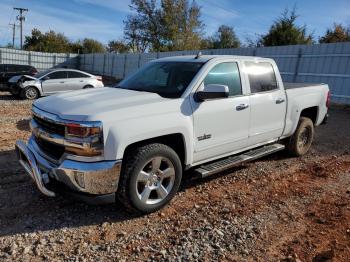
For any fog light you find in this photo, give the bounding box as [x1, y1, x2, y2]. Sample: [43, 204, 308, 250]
[74, 171, 85, 188]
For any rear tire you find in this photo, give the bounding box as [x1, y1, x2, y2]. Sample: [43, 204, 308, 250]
[286, 117, 314, 156]
[117, 143, 182, 214]
[20, 86, 39, 100]
[83, 85, 94, 89]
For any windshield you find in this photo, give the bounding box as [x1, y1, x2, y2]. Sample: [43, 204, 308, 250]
[115, 62, 203, 98]
[35, 70, 53, 79]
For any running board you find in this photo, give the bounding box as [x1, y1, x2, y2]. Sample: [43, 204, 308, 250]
[194, 143, 285, 178]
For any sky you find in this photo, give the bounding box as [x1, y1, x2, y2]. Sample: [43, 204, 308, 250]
[0, 0, 350, 47]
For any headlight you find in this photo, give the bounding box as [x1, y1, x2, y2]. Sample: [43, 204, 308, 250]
[65, 123, 102, 138]
[64, 121, 104, 156]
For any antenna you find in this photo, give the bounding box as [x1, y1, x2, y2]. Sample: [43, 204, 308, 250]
[14, 7, 29, 50]
[195, 51, 202, 59]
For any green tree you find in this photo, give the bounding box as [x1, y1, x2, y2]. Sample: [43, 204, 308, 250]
[260, 8, 313, 46]
[124, 0, 204, 52]
[107, 40, 130, 53]
[319, 23, 350, 43]
[79, 38, 106, 53]
[124, 0, 162, 52]
[124, 15, 149, 53]
[161, 0, 203, 51]
[202, 25, 240, 49]
[24, 28, 72, 53]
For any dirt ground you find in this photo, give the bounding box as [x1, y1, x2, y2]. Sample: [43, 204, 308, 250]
[0, 91, 349, 261]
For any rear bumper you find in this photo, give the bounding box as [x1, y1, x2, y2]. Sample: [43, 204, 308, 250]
[321, 113, 329, 125]
[15, 137, 122, 204]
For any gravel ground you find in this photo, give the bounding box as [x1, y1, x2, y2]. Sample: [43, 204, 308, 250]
[0, 91, 349, 261]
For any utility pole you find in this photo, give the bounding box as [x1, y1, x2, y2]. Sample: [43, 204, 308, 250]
[14, 7, 29, 50]
[9, 23, 16, 48]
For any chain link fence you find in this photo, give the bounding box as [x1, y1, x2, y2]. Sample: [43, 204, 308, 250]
[0, 48, 78, 71]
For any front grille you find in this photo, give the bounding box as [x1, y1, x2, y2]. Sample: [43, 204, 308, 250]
[33, 115, 65, 136]
[35, 137, 65, 160]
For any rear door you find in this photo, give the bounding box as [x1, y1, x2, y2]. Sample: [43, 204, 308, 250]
[192, 61, 250, 163]
[41, 71, 68, 94]
[245, 61, 286, 146]
[67, 71, 90, 90]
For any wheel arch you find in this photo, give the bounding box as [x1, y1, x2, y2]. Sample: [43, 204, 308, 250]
[122, 133, 187, 168]
[21, 85, 41, 99]
[299, 106, 318, 124]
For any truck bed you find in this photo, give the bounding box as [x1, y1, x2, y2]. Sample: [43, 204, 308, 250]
[284, 82, 325, 90]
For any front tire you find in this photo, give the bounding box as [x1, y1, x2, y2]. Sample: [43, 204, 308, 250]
[286, 117, 314, 156]
[117, 143, 182, 214]
[20, 86, 39, 100]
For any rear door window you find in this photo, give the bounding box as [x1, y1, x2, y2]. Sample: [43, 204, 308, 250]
[204, 62, 242, 96]
[245, 62, 278, 93]
[47, 71, 67, 80]
[67, 71, 89, 78]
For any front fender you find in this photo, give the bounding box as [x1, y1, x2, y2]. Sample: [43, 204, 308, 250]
[103, 113, 194, 165]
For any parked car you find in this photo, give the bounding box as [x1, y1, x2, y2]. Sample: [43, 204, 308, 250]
[0, 64, 37, 88]
[15, 55, 329, 214]
[8, 68, 104, 99]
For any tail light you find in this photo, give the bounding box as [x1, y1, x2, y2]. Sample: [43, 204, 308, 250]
[326, 91, 331, 108]
[96, 76, 103, 82]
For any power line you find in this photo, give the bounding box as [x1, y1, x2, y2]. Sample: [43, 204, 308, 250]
[14, 7, 29, 49]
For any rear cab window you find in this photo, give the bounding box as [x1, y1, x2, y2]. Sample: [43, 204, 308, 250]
[204, 62, 242, 96]
[244, 61, 278, 93]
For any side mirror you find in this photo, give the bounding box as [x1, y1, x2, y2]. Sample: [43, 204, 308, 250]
[42, 76, 50, 81]
[194, 84, 229, 102]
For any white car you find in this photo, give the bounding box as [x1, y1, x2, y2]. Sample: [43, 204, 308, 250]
[8, 68, 104, 99]
[16, 55, 329, 214]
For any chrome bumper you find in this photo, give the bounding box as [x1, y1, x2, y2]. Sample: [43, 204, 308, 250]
[15, 138, 122, 197]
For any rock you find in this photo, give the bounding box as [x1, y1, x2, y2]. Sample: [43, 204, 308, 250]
[313, 249, 334, 262]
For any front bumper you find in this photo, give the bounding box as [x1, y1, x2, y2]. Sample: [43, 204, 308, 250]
[15, 137, 122, 203]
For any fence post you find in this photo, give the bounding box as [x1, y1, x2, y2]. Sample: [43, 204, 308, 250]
[53, 55, 57, 67]
[28, 52, 32, 66]
[111, 54, 115, 77]
[293, 47, 303, 82]
[123, 54, 127, 78]
[76, 55, 81, 70]
[138, 53, 141, 68]
[102, 53, 106, 75]
[253, 48, 257, 56]
[0, 49, 2, 64]
[92, 54, 95, 73]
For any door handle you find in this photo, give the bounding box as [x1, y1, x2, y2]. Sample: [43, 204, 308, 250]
[276, 98, 285, 104]
[236, 104, 249, 111]
[60, 81, 65, 84]
[80, 80, 84, 82]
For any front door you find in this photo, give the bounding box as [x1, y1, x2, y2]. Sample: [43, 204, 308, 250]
[192, 62, 250, 163]
[244, 61, 287, 146]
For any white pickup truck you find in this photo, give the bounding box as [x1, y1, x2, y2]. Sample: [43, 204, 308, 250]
[16, 55, 330, 213]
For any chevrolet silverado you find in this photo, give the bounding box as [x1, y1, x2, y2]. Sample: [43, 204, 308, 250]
[15, 55, 330, 213]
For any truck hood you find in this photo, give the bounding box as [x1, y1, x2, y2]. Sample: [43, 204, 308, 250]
[33, 87, 175, 122]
